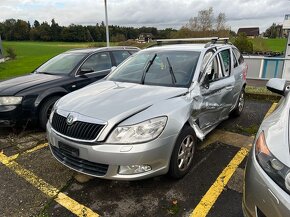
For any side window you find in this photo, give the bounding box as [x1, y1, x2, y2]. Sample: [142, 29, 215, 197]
[205, 55, 222, 82]
[81, 52, 112, 73]
[233, 50, 239, 68]
[219, 49, 231, 77]
[112, 51, 131, 65]
[201, 51, 214, 70]
[233, 48, 244, 64]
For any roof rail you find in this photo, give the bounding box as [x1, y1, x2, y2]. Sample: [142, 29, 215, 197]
[204, 37, 231, 48]
[150, 37, 231, 48]
[156, 37, 218, 45]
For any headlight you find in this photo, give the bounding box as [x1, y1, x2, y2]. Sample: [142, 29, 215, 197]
[107, 116, 167, 144]
[255, 131, 290, 194]
[0, 96, 22, 105]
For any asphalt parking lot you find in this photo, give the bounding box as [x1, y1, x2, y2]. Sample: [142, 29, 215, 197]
[0, 98, 274, 217]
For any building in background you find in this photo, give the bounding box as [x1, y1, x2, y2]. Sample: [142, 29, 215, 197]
[283, 14, 290, 37]
[137, 33, 153, 43]
[237, 27, 260, 38]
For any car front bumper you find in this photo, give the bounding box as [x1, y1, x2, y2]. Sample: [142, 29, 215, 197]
[243, 148, 290, 217]
[47, 121, 177, 180]
[0, 105, 22, 126]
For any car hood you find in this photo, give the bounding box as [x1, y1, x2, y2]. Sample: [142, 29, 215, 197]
[57, 80, 188, 121]
[0, 73, 63, 95]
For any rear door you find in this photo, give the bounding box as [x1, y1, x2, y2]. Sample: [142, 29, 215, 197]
[111, 50, 131, 66]
[197, 48, 235, 130]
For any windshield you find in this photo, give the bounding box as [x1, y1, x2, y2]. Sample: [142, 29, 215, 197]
[107, 50, 200, 87]
[36, 53, 87, 75]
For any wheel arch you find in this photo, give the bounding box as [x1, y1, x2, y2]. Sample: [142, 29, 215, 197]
[35, 88, 68, 114]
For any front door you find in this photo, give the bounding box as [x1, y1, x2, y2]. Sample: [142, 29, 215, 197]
[197, 48, 235, 130]
[72, 51, 112, 90]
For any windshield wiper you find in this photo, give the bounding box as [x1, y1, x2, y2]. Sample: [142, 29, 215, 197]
[166, 57, 177, 84]
[141, 53, 157, 84]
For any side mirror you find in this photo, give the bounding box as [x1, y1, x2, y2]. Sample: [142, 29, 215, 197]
[202, 73, 210, 89]
[266, 78, 287, 95]
[79, 67, 94, 75]
[111, 66, 117, 72]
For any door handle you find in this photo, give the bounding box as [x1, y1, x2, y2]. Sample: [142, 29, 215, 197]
[225, 86, 234, 90]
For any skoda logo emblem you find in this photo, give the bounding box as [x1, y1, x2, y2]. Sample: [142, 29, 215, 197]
[66, 114, 75, 125]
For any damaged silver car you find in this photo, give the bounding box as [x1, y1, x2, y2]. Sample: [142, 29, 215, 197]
[47, 38, 247, 180]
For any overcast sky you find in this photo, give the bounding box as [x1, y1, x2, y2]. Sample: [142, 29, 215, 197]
[0, 0, 289, 32]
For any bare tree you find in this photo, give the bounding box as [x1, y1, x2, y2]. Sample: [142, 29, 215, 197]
[198, 7, 214, 31]
[186, 17, 200, 31]
[216, 13, 227, 31]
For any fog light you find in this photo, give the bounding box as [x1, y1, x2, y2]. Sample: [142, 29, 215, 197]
[118, 165, 152, 175]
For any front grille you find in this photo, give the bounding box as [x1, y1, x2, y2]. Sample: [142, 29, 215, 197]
[51, 145, 108, 176]
[51, 113, 104, 141]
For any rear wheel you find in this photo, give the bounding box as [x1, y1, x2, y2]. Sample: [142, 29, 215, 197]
[231, 88, 245, 117]
[39, 96, 60, 130]
[169, 125, 196, 179]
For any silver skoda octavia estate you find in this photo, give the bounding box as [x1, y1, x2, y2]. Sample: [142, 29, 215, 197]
[243, 78, 290, 217]
[47, 38, 247, 180]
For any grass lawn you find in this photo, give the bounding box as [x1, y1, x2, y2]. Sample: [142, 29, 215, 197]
[250, 38, 287, 52]
[0, 41, 108, 80]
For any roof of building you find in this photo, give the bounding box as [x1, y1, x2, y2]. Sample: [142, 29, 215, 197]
[237, 27, 260, 36]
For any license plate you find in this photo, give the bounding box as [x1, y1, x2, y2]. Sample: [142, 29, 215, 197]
[58, 142, 79, 157]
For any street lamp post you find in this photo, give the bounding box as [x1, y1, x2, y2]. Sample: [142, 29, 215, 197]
[104, 0, 110, 47]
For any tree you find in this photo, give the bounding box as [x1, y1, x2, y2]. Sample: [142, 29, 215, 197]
[198, 7, 214, 31]
[38, 22, 51, 41]
[3, 19, 17, 40]
[234, 33, 253, 53]
[14, 19, 30, 40]
[34, 20, 40, 28]
[50, 19, 61, 41]
[183, 7, 229, 36]
[264, 23, 279, 38]
[216, 13, 226, 31]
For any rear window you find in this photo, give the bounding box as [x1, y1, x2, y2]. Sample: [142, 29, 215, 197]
[233, 48, 244, 64]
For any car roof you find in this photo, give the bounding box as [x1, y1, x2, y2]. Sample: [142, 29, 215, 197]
[65, 46, 140, 54]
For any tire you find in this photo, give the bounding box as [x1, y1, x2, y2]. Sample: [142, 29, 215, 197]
[168, 125, 197, 179]
[231, 88, 245, 117]
[39, 96, 60, 130]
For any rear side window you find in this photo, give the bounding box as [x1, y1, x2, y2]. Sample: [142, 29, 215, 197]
[219, 49, 231, 77]
[112, 51, 131, 65]
[233, 48, 244, 64]
[233, 50, 239, 68]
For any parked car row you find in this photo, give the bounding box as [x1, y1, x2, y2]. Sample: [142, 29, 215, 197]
[1, 37, 289, 217]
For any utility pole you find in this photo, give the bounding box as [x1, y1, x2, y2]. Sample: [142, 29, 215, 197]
[104, 0, 110, 47]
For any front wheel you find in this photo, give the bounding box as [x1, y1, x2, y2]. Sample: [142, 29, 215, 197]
[231, 88, 245, 117]
[39, 96, 60, 130]
[168, 125, 197, 179]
